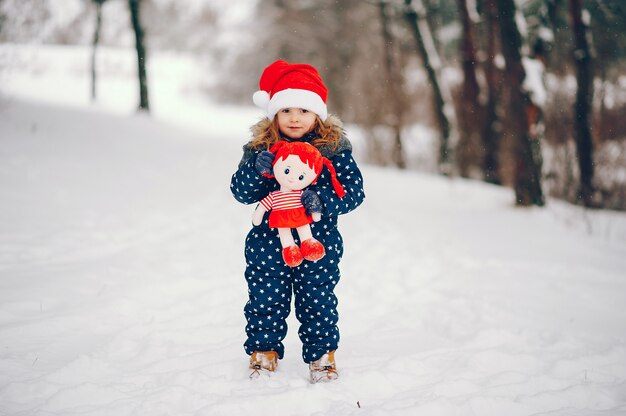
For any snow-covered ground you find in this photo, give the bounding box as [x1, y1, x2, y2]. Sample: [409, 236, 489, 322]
[1, 44, 626, 415]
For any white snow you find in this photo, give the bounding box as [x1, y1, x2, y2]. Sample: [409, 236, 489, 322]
[523, 57, 547, 107]
[1, 44, 626, 415]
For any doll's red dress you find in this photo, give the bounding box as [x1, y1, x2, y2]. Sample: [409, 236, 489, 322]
[259, 190, 313, 229]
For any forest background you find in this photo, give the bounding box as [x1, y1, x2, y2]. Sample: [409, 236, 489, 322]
[1, 0, 625, 210]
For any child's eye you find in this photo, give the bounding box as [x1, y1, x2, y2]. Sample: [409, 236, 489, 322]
[284, 168, 290, 174]
[298, 175, 305, 181]
[301, 109, 309, 113]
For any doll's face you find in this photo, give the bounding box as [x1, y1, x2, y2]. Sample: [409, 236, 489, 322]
[276, 108, 317, 139]
[273, 154, 317, 191]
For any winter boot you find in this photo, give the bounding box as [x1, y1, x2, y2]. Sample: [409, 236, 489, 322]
[309, 351, 338, 383]
[249, 351, 278, 379]
[300, 238, 325, 262]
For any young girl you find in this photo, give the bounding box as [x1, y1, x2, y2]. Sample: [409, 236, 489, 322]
[230, 60, 365, 382]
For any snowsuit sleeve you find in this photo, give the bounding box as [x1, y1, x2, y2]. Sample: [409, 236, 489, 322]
[311, 149, 365, 217]
[230, 146, 276, 205]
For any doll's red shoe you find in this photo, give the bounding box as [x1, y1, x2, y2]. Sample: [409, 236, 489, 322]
[300, 238, 326, 262]
[282, 245, 303, 267]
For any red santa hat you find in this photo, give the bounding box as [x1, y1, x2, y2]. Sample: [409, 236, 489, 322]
[252, 60, 328, 121]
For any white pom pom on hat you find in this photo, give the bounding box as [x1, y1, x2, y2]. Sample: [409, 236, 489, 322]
[252, 59, 328, 121]
[252, 90, 270, 108]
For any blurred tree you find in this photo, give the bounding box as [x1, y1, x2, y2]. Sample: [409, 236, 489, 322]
[569, 0, 596, 206]
[455, 0, 482, 178]
[590, 1, 626, 81]
[0, 5, 6, 39]
[589, 1, 626, 150]
[403, 0, 458, 175]
[90, 0, 107, 102]
[0, 0, 52, 42]
[378, 0, 407, 169]
[496, 0, 545, 206]
[128, 0, 149, 112]
[479, 0, 504, 185]
[141, 1, 218, 52]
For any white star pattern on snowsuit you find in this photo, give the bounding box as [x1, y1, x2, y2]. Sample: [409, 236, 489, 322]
[231, 147, 364, 363]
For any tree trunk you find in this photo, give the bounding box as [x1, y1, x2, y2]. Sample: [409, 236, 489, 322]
[497, 0, 545, 206]
[90, 1, 103, 102]
[379, 0, 406, 169]
[326, 0, 355, 117]
[129, 0, 149, 112]
[481, 0, 502, 184]
[403, 0, 455, 175]
[546, 0, 562, 32]
[455, 0, 481, 178]
[569, 0, 596, 206]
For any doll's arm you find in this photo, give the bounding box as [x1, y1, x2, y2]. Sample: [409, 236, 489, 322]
[252, 193, 273, 226]
[308, 150, 365, 217]
[230, 147, 277, 204]
[252, 205, 268, 226]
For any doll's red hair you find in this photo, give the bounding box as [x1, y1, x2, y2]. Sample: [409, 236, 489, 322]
[267, 141, 346, 198]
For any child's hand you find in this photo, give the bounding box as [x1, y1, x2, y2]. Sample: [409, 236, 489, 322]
[302, 190, 323, 214]
[255, 151, 275, 177]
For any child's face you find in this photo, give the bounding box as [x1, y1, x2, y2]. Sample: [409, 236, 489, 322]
[273, 154, 317, 191]
[276, 108, 317, 139]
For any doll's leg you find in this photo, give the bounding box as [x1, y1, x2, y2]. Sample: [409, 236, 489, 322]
[278, 228, 302, 267]
[295, 224, 313, 241]
[296, 225, 325, 262]
[277, 227, 295, 248]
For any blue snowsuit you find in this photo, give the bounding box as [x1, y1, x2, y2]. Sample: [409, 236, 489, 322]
[230, 130, 365, 363]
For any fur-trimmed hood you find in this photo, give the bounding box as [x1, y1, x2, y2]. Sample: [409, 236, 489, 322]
[246, 114, 352, 160]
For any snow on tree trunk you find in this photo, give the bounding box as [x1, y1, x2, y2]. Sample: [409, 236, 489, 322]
[496, 0, 545, 206]
[569, 0, 596, 207]
[403, 0, 457, 175]
[129, 0, 149, 112]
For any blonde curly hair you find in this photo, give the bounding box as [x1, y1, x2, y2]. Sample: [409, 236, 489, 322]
[248, 115, 344, 153]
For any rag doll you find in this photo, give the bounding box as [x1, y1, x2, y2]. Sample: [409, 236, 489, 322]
[252, 141, 345, 267]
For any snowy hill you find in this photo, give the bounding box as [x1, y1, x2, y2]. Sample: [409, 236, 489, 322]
[1, 45, 626, 415]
